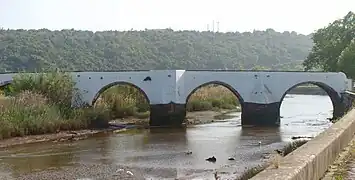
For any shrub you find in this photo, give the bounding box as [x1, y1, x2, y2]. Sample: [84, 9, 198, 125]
[186, 100, 213, 111]
[186, 85, 240, 111]
[95, 84, 240, 116]
[0, 72, 112, 140]
[94, 85, 150, 119]
[0, 91, 63, 139]
[9, 72, 75, 116]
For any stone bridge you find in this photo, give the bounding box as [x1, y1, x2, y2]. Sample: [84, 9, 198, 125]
[0, 70, 353, 127]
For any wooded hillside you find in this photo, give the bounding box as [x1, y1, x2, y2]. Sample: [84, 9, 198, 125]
[0, 28, 312, 72]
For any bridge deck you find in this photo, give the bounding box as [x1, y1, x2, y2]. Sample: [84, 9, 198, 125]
[0, 70, 335, 74]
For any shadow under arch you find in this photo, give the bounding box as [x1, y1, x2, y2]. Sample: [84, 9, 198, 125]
[279, 81, 342, 120]
[185, 81, 245, 105]
[144, 127, 188, 145]
[91, 81, 150, 105]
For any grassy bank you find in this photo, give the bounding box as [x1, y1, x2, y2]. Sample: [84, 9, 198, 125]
[0, 72, 240, 140]
[0, 72, 109, 140]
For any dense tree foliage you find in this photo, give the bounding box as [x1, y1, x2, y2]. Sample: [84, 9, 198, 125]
[0, 28, 312, 72]
[303, 11, 355, 78]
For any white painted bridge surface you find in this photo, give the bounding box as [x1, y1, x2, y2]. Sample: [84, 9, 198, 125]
[0, 70, 352, 106]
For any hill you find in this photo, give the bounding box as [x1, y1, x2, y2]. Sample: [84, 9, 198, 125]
[0, 28, 312, 72]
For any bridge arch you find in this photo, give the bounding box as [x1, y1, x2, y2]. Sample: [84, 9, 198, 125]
[279, 81, 342, 120]
[185, 81, 244, 111]
[91, 81, 150, 110]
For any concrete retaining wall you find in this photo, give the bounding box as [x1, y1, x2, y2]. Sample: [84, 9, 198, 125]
[251, 108, 355, 180]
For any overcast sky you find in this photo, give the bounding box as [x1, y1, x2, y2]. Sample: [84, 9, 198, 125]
[0, 0, 354, 34]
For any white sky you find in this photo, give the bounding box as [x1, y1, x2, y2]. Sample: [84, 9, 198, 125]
[0, 0, 354, 34]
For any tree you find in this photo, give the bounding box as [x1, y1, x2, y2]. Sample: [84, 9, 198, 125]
[337, 39, 355, 77]
[0, 28, 311, 72]
[303, 11, 355, 78]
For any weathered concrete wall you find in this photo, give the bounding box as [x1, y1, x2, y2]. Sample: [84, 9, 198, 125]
[250, 108, 355, 180]
[180, 71, 348, 104]
[0, 71, 349, 106]
[71, 70, 178, 105]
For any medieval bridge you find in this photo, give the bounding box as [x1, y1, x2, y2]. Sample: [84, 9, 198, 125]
[0, 70, 353, 127]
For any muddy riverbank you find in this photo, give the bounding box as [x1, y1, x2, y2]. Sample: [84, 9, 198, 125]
[0, 109, 239, 150]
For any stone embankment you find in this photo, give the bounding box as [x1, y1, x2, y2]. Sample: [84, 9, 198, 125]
[251, 108, 355, 180]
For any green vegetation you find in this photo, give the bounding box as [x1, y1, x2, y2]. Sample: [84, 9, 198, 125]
[0, 29, 311, 71]
[186, 85, 240, 111]
[95, 83, 240, 120]
[95, 85, 150, 119]
[0, 72, 110, 140]
[303, 11, 355, 79]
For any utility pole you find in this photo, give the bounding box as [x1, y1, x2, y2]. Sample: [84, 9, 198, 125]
[212, 20, 215, 32]
[217, 21, 220, 32]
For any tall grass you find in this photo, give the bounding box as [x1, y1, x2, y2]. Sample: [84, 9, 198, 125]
[94, 84, 241, 119]
[7, 72, 75, 116]
[95, 85, 150, 119]
[0, 72, 109, 140]
[186, 85, 240, 111]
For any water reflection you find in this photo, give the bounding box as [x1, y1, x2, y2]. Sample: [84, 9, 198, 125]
[144, 127, 188, 146]
[0, 142, 78, 175]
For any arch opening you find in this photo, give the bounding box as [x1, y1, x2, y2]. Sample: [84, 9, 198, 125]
[279, 81, 340, 124]
[185, 81, 244, 113]
[92, 82, 150, 120]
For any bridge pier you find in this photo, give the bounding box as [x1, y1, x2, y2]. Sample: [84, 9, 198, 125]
[241, 102, 281, 127]
[333, 102, 345, 121]
[332, 92, 355, 120]
[149, 102, 186, 127]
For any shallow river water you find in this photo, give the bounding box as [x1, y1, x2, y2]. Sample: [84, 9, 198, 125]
[0, 95, 333, 180]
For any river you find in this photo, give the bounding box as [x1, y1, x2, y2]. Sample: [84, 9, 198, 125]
[0, 95, 333, 180]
